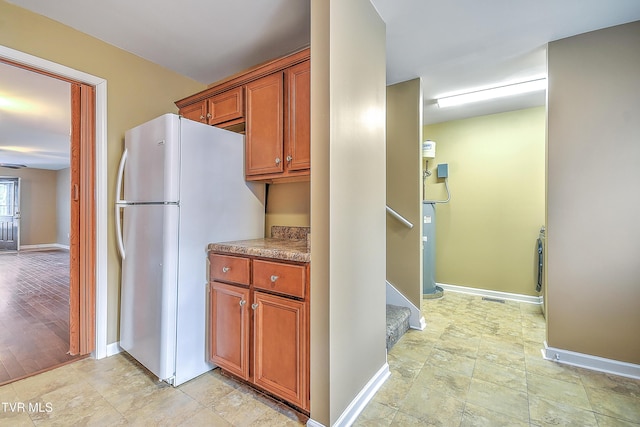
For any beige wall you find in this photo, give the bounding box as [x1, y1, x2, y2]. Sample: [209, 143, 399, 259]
[264, 182, 310, 236]
[547, 21, 640, 364]
[386, 79, 423, 306]
[0, 1, 206, 343]
[311, 0, 387, 424]
[0, 166, 58, 246]
[424, 107, 546, 296]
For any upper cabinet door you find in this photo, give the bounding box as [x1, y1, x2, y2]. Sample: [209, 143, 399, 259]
[179, 101, 207, 124]
[285, 60, 310, 172]
[245, 72, 284, 176]
[207, 86, 244, 125]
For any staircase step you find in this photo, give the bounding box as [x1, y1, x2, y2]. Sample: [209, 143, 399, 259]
[386, 304, 411, 350]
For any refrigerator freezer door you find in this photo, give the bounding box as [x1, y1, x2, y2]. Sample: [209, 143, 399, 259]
[123, 114, 181, 203]
[119, 203, 179, 382]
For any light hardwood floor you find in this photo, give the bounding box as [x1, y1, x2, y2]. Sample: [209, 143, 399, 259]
[0, 250, 83, 386]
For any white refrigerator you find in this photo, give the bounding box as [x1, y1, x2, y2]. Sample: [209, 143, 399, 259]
[115, 113, 265, 386]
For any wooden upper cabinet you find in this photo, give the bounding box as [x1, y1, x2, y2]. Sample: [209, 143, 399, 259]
[245, 72, 284, 177]
[175, 48, 310, 183]
[245, 60, 311, 182]
[180, 87, 244, 126]
[180, 101, 208, 124]
[285, 60, 311, 172]
[207, 86, 244, 125]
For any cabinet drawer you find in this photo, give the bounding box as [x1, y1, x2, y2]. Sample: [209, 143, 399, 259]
[253, 260, 306, 298]
[210, 254, 250, 285]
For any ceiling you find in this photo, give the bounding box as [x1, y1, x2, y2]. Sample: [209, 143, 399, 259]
[3, 0, 640, 170]
[0, 60, 71, 170]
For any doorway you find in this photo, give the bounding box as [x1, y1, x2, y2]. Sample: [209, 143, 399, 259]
[0, 56, 96, 382]
[0, 177, 20, 251]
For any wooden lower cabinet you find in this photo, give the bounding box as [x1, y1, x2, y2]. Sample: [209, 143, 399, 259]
[209, 282, 250, 380]
[253, 291, 307, 410]
[208, 253, 310, 412]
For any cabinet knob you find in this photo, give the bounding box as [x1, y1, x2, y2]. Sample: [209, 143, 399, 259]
[206, 113, 212, 119]
[286, 155, 292, 163]
[199, 115, 205, 120]
[239, 300, 246, 307]
[251, 303, 259, 310]
[275, 157, 281, 165]
[222, 266, 230, 273]
[270, 275, 279, 283]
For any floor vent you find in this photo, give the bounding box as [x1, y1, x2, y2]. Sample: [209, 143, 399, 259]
[482, 297, 505, 304]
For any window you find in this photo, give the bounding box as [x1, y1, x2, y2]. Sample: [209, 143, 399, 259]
[0, 181, 16, 216]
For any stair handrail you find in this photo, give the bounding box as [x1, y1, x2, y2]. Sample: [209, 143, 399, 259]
[386, 205, 413, 229]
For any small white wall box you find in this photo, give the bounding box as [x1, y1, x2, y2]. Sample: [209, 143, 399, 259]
[437, 163, 448, 178]
[422, 140, 436, 158]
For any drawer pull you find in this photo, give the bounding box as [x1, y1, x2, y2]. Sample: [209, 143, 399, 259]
[270, 275, 279, 283]
[222, 267, 230, 273]
[251, 303, 259, 310]
[239, 299, 246, 307]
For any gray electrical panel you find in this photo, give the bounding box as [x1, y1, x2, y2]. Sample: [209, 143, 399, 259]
[437, 163, 448, 178]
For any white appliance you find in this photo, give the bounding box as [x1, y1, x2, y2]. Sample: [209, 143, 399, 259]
[115, 113, 265, 386]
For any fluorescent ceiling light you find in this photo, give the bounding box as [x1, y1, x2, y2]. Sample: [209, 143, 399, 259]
[436, 78, 547, 108]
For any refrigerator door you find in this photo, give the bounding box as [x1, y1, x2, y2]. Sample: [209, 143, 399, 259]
[119, 203, 179, 382]
[172, 118, 265, 386]
[123, 113, 181, 203]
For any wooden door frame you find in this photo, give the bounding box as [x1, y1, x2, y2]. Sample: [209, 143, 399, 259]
[0, 45, 109, 358]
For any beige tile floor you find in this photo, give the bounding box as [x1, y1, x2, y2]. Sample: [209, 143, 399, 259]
[0, 352, 307, 426]
[0, 291, 638, 426]
[356, 292, 640, 426]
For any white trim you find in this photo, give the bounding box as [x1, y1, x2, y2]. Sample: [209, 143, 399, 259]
[106, 342, 123, 357]
[19, 243, 69, 251]
[437, 282, 543, 305]
[327, 363, 390, 427]
[93, 80, 108, 359]
[543, 342, 640, 380]
[386, 281, 426, 330]
[0, 44, 109, 360]
[306, 419, 325, 427]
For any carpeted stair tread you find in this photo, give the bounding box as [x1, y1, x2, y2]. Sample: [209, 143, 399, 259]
[386, 304, 411, 350]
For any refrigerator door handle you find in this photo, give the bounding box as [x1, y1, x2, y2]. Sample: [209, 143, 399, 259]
[115, 203, 126, 260]
[116, 148, 128, 203]
[115, 148, 128, 259]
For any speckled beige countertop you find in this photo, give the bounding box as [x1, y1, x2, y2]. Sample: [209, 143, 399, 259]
[208, 226, 310, 263]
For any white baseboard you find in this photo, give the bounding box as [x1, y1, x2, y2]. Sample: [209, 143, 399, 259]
[306, 418, 325, 427]
[437, 282, 542, 305]
[543, 342, 640, 380]
[106, 342, 122, 357]
[19, 243, 70, 251]
[386, 281, 426, 330]
[307, 363, 390, 427]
